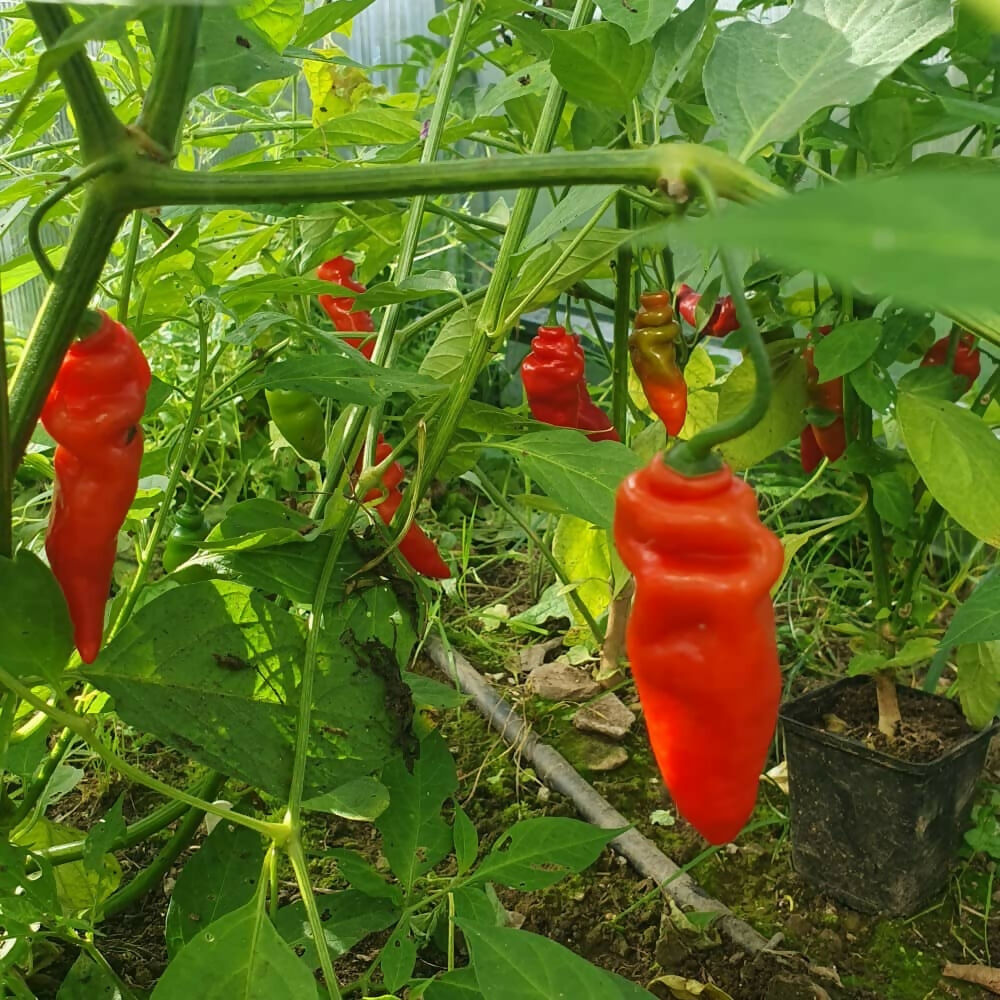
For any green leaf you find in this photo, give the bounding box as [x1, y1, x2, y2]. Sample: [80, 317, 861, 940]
[642, 0, 715, 109]
[242, 355, 443, 405]
[887, 637, 939, 668]
[165, 818, 265, 956]
[597, 0, 676, 41]
[152, 902, 319, 1000]
[236, 0, 303, 51]
[897, 393, 1000, 546]
[460, 922, 655, 999]
[381, 918, 418, 992]
[84, 582, 411, 799]
[325, 848, 403, 903]
[453, 804, 479, 876]
[273, 891, 398, 969]
[871, 471, 914, 529]
[425, 968, 483, 999]
[552, 515, 612, 629]
[471, 818, 620, 891]
[521, 186, 619, 252]
[704, 0, 952, 159]
[850, 361, 896, 413]
[315, 108, 421, 146]
[718, 342, 808, 470]
[419, 305, 479, 383]
[201, 499, 313, 552]
[687, 173, 1000, 318]
[0, 550, 73, 681]
[545, 23, 653, 112]
[56, 953, 137, 1000]
[405, 673, 468, 710]
[956, 642, 1000, 730]
[812, 319, 881, 380]
[355, 272, 459, 308]
[293, 0, 376, 46]
[943, 568, 1000, 648]
[502, 431, 642, 530]
[505, 228, 629, 319]
[376, 731, 457, 891]
[302, 777, 389, 820]
[82, 795, 126, 876]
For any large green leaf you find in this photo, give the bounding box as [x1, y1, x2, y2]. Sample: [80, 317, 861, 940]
[545, 23, 653, 112]
[688, 173, 1000, 317]
[943, 569, 1000, 649]
[460, 923, 655, 999]
[84, 582, 413, 798]
[375, 731, 456, 892]
[897, 393, 1000, 546]
[0, 550, 73, 682]
[597, 0, 676, 42]
[152, 902, 319, 1000]
[704, 0, 952, 159]
[642, 0, 716, 111]
[418, 305, 480, 383]
[956, 642, 1000, 730]
[501, 431, 642, 530]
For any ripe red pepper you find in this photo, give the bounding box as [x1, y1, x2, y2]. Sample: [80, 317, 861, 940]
[629, 292, 687, 436]
[921, 331, 981, 391]
[801, 327, 846, 468]
[520, 325, 619, 442]
[799, 426, 824, 475]
[41, 310, 151, 662]
[614, 455, 784, 844]
[317, 256, 376, 359]
[675, 283, 739, 338]
[357, 435, 450, 580]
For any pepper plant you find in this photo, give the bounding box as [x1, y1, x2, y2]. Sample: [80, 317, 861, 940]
[1, 0, 1000, 996]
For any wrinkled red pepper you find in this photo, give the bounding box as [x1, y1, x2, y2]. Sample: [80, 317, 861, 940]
[521, 325, 619, 442]
[801, 326, 846, 469]
[41, 311, 151, 662]
[675, 283, 740, 338]
[614, 455, 784, 844]
[921, 331, 981, 391]
[318, 256, 376, 359]
[629, 292, 687, 436]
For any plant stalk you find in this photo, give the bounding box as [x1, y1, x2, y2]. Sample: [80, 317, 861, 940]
[612, 192, 633, 440]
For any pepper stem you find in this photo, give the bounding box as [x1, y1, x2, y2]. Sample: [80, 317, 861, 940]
[665, 172, 774, 475]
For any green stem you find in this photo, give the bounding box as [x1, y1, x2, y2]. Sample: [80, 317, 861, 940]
[612, 193, 632, 440]
[36, 771, 223, 864]
[118, 145, 779, 215]
[9, 727, 73, 828]
[666, 177, 772, 473]
[287, 837, 342, 1000]
[138, 5, 204, 154]
[0, 665, 285, 842]
[855, 407, 891, 613]
[117, 213, 143, 324]
[473, 467, 604, 646]
[26, 3, 125, 162]
[100, 771, 228, 919]
[109, 311, 211, 638]
[8, 192, 126, 471]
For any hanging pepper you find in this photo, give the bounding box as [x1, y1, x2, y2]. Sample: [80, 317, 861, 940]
[629, 292, 687, 437]
[266, 388, 326, 462]
[357, 435, 451, 580]
[675, 283, 740, 338]
[799, 426, 824, 475]
[317, 256, 376, 359]
[41, 310, 151, 663]
[614, 455, 784, 844]
[801, 327, 846, 469]
[521, 326, 619, 442]
[921, 331, 981, 391]
[162, 500, 209, 573]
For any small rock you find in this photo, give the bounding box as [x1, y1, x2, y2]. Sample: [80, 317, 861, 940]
[518, 637, 563, 675]
[572, 693, 636, 739]
[505, 909, 525, 930]
[815, 928, 844, 959]
[765, 974, 831, 1000]
[526, 659, 599, 702]
[536, 785, 550, 803]
[784, 913, 812, 940]
[572, 735, 629, 772]
[841, 912, 863, 933]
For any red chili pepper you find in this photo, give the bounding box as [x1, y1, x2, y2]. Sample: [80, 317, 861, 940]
[801, 327, 846, 467]
[41, 311, 151, 662]
[799, 427, 824, 475]
[629, 292, 687, 436]
[675, 283, 739, 337]
[614, 456, 784, 844]
[317, 256, 376, 358]
[521, 326, 619, 442]
[356, 435, 450, 580]
[921, 331, 981, 391]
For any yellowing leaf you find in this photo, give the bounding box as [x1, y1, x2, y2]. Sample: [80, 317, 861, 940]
[303, 48, 383, 125]
[552, 515, 613, 628]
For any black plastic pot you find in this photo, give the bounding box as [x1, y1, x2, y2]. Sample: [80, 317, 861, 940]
[780, 676, 996, 916]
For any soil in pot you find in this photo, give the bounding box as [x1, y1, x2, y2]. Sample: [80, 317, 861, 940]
[780, 676, 995, 917]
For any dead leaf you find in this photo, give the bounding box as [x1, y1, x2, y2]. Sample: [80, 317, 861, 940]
[943, 962, 1000, 994]
[650, 975, 733, 999]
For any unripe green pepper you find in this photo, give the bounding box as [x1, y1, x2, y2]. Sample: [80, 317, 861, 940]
[163, 501, 209, 573]
[265, 389, 325, 461]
